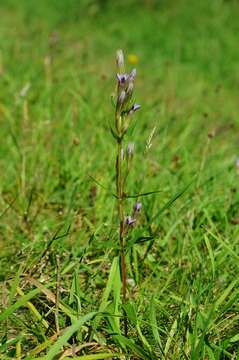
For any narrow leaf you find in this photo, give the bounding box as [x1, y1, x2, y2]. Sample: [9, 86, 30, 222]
[0, 288, 40, 322]
[45, 312, 97, 360]
[152, 181, 193, 222]
[149, 297, 164, 355]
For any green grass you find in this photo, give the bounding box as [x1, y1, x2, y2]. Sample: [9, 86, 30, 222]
[0, 0, 239, 358]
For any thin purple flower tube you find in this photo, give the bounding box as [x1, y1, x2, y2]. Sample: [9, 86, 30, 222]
[125, 215, 136, 226]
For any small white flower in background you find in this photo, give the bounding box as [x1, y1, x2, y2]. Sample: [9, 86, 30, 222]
[19, 82, 31, 98]
[116, 49, 124, 70]
[126, 278, 136, 288]
[127, 142, 134, 158]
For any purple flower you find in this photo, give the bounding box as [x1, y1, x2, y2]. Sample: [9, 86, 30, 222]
[128, 103, 141, 116]
[134, 202, 142, 212]
[125, 215, 136, 226]
[117, 73, 129, 85]
[235, 158, 239, 168]
[132, 104, 141, 111]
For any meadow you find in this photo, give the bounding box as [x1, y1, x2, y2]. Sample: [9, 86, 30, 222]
[0, 0, 239, 358]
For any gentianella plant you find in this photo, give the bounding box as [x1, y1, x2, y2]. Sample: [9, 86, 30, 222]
[112, 49, 142, 328]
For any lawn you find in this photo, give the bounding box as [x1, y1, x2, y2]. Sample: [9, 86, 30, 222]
[0, 0, 239, 358]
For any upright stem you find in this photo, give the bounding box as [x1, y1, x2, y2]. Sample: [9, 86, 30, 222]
[116, 137, 127, 335]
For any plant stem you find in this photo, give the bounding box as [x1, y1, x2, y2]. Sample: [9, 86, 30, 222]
[116, 137, 128, 336]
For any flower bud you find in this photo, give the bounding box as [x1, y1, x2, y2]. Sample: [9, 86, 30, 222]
[117, 90, 126, 106]
[116, 49, 125, 71]
[127, 142, 134, 158]
[134, 202, 142, 212]
[129, 68, 137, 81]
[126, 81, 134, 96]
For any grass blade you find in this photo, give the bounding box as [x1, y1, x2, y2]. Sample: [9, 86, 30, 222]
[0, 288, 40, 322]
[152, 181, 193, 222]
[44, 312, 97, 360]
[149, 297, 164, 356]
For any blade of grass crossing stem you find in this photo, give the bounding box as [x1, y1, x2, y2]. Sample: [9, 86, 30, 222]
[0, 288, 40, 322]
[149, 297, 164, 356]
[152, 181, 193, 222]
[45, 312, 97, 360]
[204, 234, 215, 279]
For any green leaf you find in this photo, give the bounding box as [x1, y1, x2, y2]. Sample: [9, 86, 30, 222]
[206, 228, 239, 264]
[123, 302, 137, 324]
[164, 318, 177, 356]
[204, 234, 215, 279]
[44, 312, 97, 360]
[114, 335, 151, 359]
[93, 257, 119, 332]
[152, 180, 193, 222]
[0, 288, 40, 322]
[126, 190, 163, 199]
[88, 174, 117, 198]
[215, 279, 238, 311]
[109, 126, 120, 141]
[9, 265, 23, 305]
[149, 297, 164, 355]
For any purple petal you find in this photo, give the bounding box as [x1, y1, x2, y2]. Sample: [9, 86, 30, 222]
[132, 104, 141, 111]
[116, 73, 128, 85]
[128, 104, 141, 116]
[125, 216, 136, 226]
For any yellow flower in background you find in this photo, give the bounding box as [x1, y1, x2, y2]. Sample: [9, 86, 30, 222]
[127, 53, 139, 64]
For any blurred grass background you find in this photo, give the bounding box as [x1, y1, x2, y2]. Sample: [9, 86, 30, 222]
[0, 0, 239, 358]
